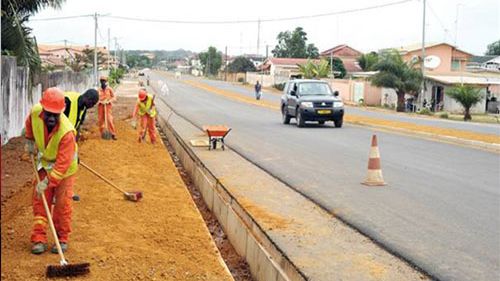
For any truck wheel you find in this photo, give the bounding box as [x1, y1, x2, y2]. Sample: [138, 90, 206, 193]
[296, 109, 305, 128]
[334, 118, 343, 128]
[282, 106, 291, 124]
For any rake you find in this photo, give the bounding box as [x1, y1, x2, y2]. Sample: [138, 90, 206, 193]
[31, 156, 90, 278]
[79, 161, 143, 202]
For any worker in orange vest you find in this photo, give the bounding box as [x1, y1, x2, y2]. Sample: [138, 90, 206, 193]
[24, 87, 78, 255]
[97, 76, 117, 140]
[132, 89, 157, 144]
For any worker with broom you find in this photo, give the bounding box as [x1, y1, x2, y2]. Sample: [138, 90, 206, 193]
[131, 89, 157, 144]
[97, 76, 117, 140]
[24, 87, 79, 255]
[63, 89, 99, 141]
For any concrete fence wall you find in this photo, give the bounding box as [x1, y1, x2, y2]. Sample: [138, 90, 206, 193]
[246, 72, 289, 88]
[324, 78, 388, 106]
[1, 56, 94, 145]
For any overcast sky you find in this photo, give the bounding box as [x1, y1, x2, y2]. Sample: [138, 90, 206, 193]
[28, 0, 499, 56]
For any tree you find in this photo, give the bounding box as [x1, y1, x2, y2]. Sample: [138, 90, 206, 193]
[2, 0, 65, 77]
[326, 57, 346, 78]
[297, 59, 330, 79]
[272, 27, 319, 59]
[199, 46, 222, 76]
[485, 40, 500, 55]
[126, 54, 152, 68]
[227, 56, 256, 73]
[358, 52, 379, 71]
[370, 50, 422, 112]
[445, 85, 483, 121]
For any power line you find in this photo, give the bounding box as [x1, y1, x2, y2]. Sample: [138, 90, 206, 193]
[427, 2, 449, 34]
[30, 14, 93, 21]
[103, 0, 414, 24]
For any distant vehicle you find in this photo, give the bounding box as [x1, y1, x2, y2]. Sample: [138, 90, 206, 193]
[280, 79, 344, 128]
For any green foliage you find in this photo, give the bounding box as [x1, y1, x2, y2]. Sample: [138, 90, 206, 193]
[370, 50, 422, 112]
[445, 84, 483, 121]
[273, 83, 286, 91]
[485, 40, 500, 56]
[64, 48, 106, 72]
[126, 54, 152, 68]
[357, 52, 379, 71]
[325, 57, 346, 78]
[199, 46, 222, 76]
[418, 108, 433, 115]
[108, 66, 126, 88]
[272, 27, 319, 59]
[439, 112, 449, 119]
[237, 77, 245, 83]
[228, 56, 256, 73]
[297, 59, 330, 79]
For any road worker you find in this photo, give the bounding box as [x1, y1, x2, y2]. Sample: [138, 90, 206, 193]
[97, 76, 117, 140]
[132, 89, 157, 144]
[24, 87, 78, 255]
[63, 89, 99, 140]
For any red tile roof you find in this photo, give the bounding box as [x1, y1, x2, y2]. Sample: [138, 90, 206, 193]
[320, 44, 363, 57]
[267, 58, 320, 66]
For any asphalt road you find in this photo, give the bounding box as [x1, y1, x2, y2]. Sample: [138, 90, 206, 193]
[150, 72, 500, 281]
[199, 78, 500, 136]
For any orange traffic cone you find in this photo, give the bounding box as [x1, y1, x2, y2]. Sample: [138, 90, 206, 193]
[362, 134, 386, 186]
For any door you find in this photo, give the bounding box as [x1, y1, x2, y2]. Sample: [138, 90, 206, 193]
[287, 82, 299, 116]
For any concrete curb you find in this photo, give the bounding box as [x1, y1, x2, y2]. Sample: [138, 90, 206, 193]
[157, 114, 304, 281]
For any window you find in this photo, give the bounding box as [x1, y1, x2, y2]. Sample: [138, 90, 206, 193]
[451, 59, 461, 71]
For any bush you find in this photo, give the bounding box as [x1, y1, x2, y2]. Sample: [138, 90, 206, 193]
[439, 112, 449, 119]
[358, 98, 364, 105]
[418, 108, 433, 115]
[237, 77, 245, 83]
[273, 83, 286, 91]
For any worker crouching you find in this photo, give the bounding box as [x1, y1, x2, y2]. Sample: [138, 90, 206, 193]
[24, 87, 78, 255]
[132, 89, 157, 144]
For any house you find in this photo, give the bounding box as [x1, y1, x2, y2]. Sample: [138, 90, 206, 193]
[258, 57, 320, 77]
[467, 56, 500, 72]
[38, 44, 114, 70]
[320, 44, 363, 73]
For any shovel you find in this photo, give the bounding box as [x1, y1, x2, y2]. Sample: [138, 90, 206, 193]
[79, 161, 142, 202]
[31, 156, 90, 278]
[101, 102, 112, 140]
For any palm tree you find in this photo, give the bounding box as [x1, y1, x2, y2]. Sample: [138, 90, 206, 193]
[2, 0, 65, 74]
[370, 50, 422, 112]
[357, 52, 379, 71]
[445, 85, 483, 121]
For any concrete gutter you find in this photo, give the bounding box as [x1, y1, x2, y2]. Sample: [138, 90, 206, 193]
[155, 97, 430, 281]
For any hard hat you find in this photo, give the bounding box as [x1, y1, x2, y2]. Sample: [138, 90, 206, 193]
[138, 89, 147, 101]
[99, 76, 108, 82]
[40, 87, 65, 113]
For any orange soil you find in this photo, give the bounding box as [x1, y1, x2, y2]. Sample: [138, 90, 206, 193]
[1, 87, 233, 280]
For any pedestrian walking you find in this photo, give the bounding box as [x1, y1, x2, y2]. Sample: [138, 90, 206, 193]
[255, 80, 262, 100]
[132, 89, 157, 144]
[24, 87, 79, 255]
[97, 76, 117, 140]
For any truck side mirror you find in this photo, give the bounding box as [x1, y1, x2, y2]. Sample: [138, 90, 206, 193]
[290, 90, 297, 96]
[333, 91, 339, 97]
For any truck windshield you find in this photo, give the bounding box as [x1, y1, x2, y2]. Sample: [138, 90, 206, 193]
[298, 83, 332, 96]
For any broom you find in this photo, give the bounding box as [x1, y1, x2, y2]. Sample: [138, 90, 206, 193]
[31, 156, 90, 278]
[101, 102, 112, 140]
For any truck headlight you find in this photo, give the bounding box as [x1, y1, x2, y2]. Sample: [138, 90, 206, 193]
[333, 102, 344, 108]
[301, 102, 314, 108]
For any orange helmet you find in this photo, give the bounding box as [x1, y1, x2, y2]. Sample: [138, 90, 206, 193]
[40, 87, 65, 113]
[99, 76, 108, 82]
[138, 89, 147, 101]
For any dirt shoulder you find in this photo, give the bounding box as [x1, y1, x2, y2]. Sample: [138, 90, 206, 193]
[1, 82, 233, 280]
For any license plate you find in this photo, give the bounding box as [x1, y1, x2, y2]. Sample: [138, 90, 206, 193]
[317, 110, 331, 114]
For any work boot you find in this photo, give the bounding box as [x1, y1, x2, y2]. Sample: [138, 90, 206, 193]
[31, 242, 47, 255]
[51, 243, 68, 254]
[111, 135, 117, 141]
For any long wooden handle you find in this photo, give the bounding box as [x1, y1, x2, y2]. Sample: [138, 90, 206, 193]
[79, 161, 127, 194]
[31, 156, 67, 265]
[104, 103, 109, 131]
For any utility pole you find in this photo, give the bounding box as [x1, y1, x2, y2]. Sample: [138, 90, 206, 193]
[93, 12, 98, 86]
[257, 18, 261, 56]
[420, 0, 426, 109]
[225, 46, 228, 81]
[107, 28, 111, 69]
[330, 51, 333, 77]
[114, 37, 118, 66]
[265, 44, 269, 59]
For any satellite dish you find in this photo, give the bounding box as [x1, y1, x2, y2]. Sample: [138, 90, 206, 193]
[424, 55, 441, 69]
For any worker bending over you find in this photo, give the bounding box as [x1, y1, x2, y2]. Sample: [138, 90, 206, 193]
[25, 87, 78, 255]
[63, 89, 99, 140]
[132, 89, 157, 144]
[97, 76, 117, 140]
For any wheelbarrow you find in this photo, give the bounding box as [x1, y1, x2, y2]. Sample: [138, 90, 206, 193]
[202, 125, 231, 150]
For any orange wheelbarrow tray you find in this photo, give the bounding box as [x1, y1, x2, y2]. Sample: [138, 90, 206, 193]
[202, 125, 232, 150]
